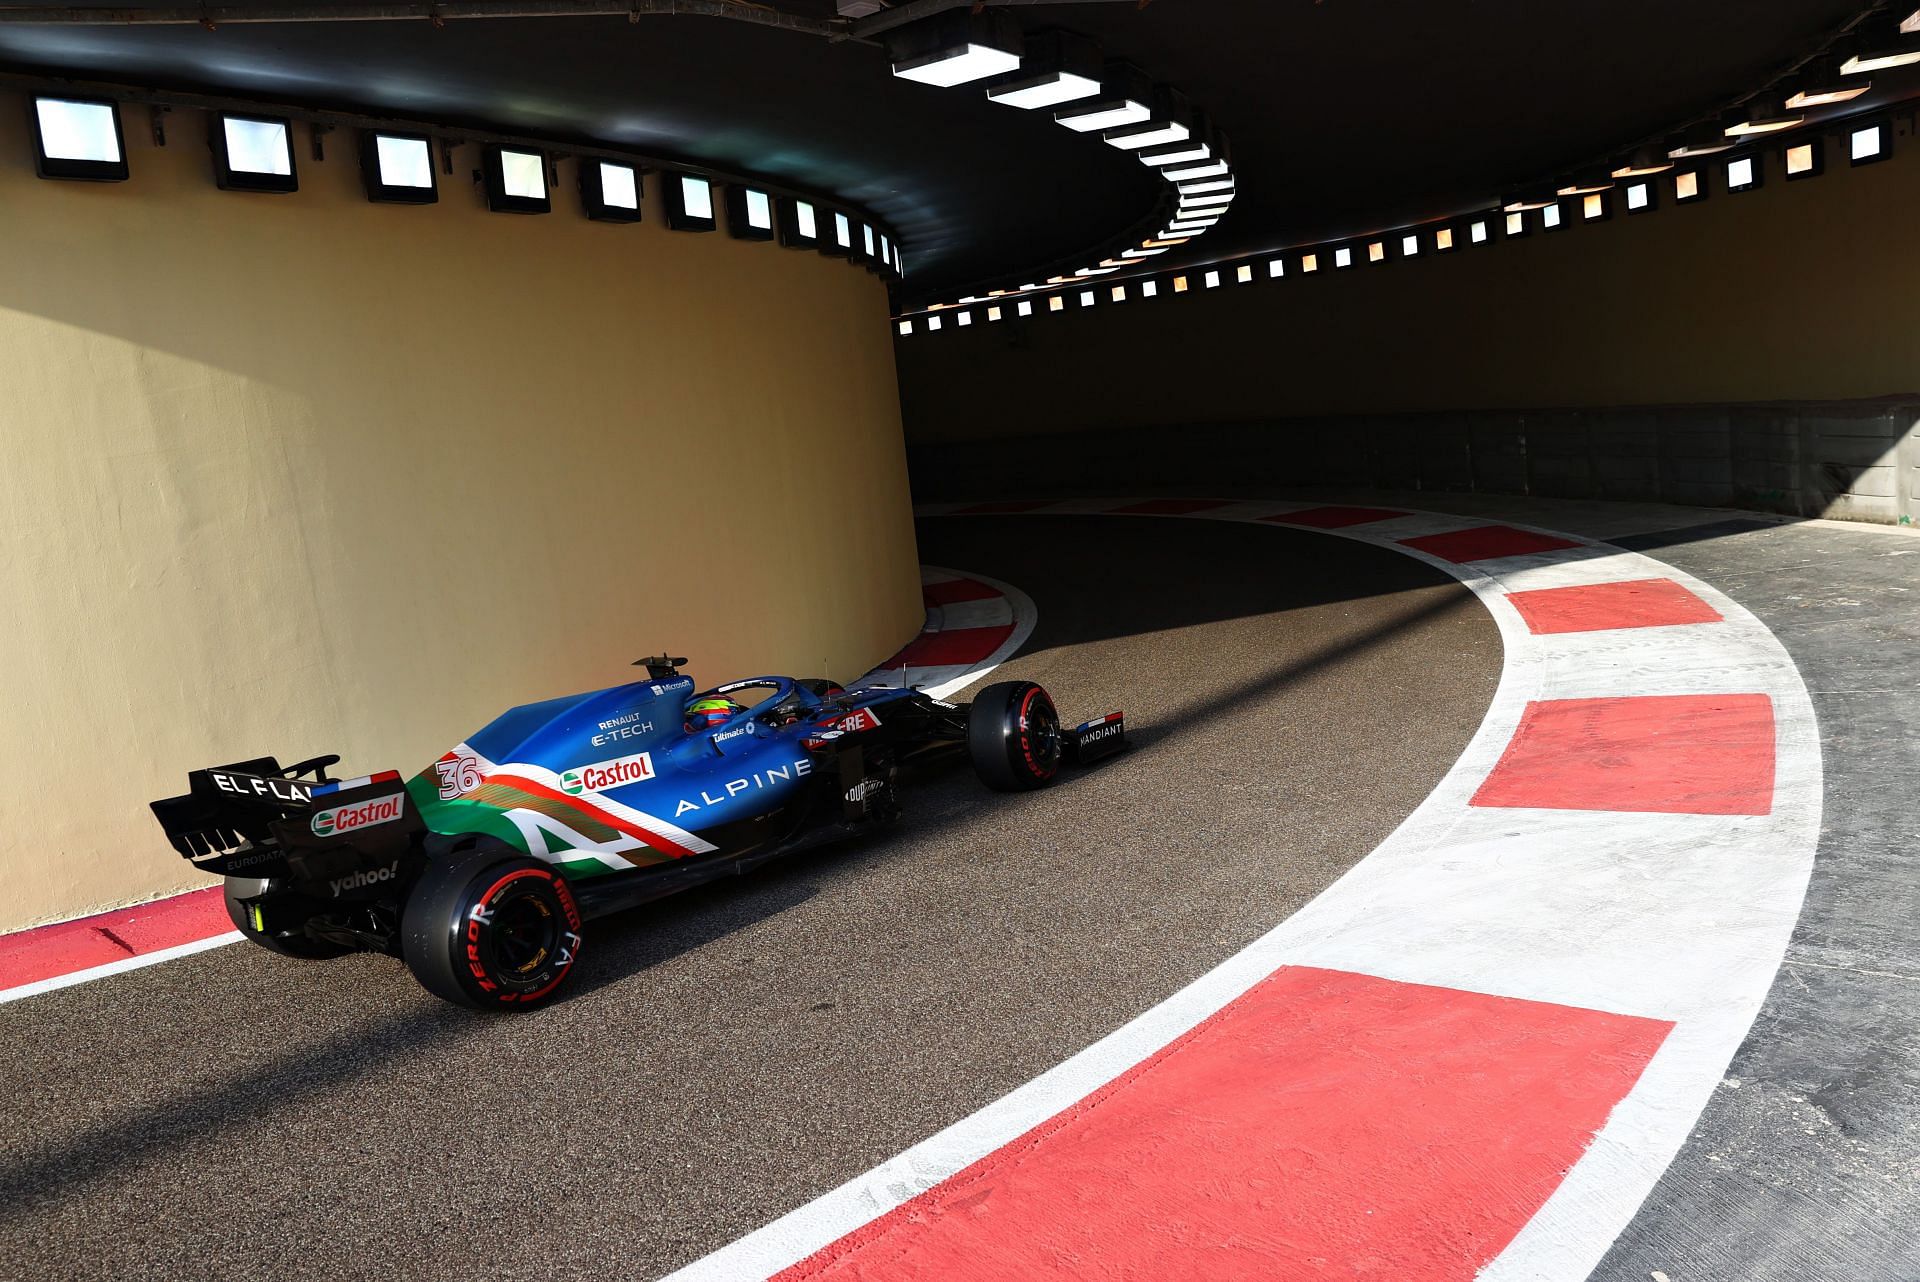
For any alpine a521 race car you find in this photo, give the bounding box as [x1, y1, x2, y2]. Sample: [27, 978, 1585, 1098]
[151, 658, 1126, 1010]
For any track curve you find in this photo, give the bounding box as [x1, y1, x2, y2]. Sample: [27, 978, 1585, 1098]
[0, 514, 1497, 1280]
[679, 497, 1821, 1282]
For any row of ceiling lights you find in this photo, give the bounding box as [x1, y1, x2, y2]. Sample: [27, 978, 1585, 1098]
[1506, 3, 1920, 208]
[884, 11, 1235, 304]
[20, 91, 905, 277]
[895, 116, 1897, 336]
[887, 0, 1920, 322]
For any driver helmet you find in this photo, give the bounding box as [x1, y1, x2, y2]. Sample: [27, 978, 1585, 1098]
[686, 695, 741, 732]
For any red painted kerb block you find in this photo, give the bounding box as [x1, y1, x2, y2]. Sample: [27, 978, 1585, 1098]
[1109, 498, 1236, 516]
[889, 625, 1014, 669]
[777, 967, 1671, 1282]
[1401, 525, 1585, 564]
[1507, 578, 1724, 635]
[0, 887, 227, 991]
[922, 577, 1002, 607]
[1473, 694, 1776, 815]
[1262, 505, 1410, 529]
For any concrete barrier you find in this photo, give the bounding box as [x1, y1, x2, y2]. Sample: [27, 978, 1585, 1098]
[911, 401, 1920, 526]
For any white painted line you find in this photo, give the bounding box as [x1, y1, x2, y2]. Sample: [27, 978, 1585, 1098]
[1479, 549, 1681, 590]
[0, 931, 243, 1006]
[666, 499, 1821, 1282]
[931, 597, 1015, 632]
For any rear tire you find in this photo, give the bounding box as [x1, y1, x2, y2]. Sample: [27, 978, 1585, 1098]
[223, 876, 350, 959]
[967, 681, 1062, 792]
[400, 847, 584, 1011]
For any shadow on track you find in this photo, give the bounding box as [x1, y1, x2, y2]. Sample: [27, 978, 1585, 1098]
[937, 514, 1456, 660]
[0, 574, 1468, 1214]
[0, 512, 1503, 1279]
[0, 873, 822, 1214]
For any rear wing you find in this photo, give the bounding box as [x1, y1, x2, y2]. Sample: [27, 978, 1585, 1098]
[150, 755, 421, 878]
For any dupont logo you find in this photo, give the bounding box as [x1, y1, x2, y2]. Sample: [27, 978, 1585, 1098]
[310, 793, 406, 837]
[561, 751, 655, 795]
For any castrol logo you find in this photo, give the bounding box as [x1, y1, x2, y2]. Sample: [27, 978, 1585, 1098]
[561, 751, 655, 796]
[310, 793, 406, 837]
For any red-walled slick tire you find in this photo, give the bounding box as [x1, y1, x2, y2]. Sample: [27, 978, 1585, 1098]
[401, 847, 584, 1011]
[967, 680, 1062, 792]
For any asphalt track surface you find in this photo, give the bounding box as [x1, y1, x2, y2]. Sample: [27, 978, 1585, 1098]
[1596, 516, 1920, 1280]
[0, 516, 1498, 1281]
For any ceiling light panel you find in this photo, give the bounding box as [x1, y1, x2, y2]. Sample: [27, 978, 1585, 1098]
[1058, 100, 1151, 132]
[1787, 83, 1869, 108]
[776, 195, 818, 247]
[990, 73, 1100, 109]
[31, 96, 127, 181]
[896, 45, 1022, 87]
[1840, 21, 1920, 74]
[1161, 159, 1230, 180]
[1850, 121, 1890, 163]
[666, 173, 717, 231]
[1785, 56, 1868, 109]
[890, 10, 1024, 87]
[1056, 62, 1161, 135]
[592, 161, 639, 214]
[1724, 97, 1804, 138]
[361, 130, 436, 205]
[985, 29, 1102, 108]
[213, 113, 298, 192]
[1136, 140, 1211, 166]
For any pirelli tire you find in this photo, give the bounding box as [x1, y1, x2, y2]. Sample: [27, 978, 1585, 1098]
[400, 846, 584, 1011]
[967, 680, 1063, 793]
[223, 876, 351, 959]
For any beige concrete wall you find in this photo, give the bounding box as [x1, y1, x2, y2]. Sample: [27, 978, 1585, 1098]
[897, 122, 1920, 442]
[0, 95, 921, 931]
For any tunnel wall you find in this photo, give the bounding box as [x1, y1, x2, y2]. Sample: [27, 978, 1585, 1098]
[906, 404, 1920, 524]
[0, 95, 921, 930]
[896, 119, 1920, 525]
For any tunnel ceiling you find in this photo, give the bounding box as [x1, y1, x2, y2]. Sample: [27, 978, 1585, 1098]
[0, 0, 1881, 301]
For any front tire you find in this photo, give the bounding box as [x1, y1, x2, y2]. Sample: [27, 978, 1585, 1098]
[223, 876, 350, 959]
[400, 848, 584, 1011]
[967, 680, 1062, 792]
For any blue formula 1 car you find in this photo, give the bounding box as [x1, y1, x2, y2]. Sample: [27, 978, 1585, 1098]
[151, 658, 1126, 1009]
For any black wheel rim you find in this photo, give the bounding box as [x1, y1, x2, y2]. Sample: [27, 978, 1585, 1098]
[1026, 696, 1062, 773]
[489, 886, 559, 981]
